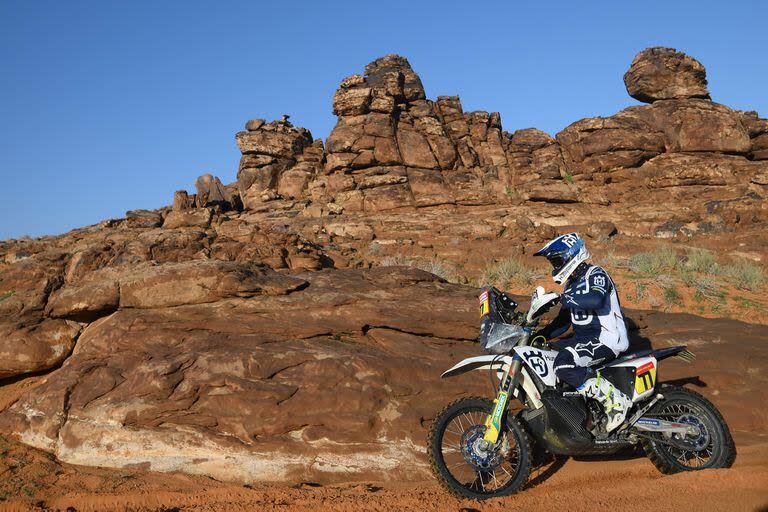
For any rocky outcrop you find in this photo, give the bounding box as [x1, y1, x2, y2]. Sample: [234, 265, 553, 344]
[235, 119, 321, 208]
[0, 216, 330, 379]
[623, 47, 710, 103]
[311, 55, 514, 212]
[0, 267, 484, 483]
[163, 47, 765, 225]
[1, 45, 768, 488]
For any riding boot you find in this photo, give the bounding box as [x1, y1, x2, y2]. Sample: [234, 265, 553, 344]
[578, 373, 631, 432]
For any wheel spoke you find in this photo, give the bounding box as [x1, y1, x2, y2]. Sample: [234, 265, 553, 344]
[435, 403, 525, 496]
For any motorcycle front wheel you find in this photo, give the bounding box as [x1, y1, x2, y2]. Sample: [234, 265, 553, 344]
[427, 396, 531, 500]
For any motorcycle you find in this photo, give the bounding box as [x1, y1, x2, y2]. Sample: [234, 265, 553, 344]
[427, 286, 736, 499]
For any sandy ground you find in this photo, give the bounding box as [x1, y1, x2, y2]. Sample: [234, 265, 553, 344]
[0, 432, 766, 512]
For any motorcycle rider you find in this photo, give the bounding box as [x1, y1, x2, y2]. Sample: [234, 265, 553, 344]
[533, 232, 631, 433]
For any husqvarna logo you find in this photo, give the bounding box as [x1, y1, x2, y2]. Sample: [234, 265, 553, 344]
[524, 351, 548, 377]
[561, 233, 579, 247]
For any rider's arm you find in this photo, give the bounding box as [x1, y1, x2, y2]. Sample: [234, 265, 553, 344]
[537, 305, 571, 340]
[562, 268, 612, 311]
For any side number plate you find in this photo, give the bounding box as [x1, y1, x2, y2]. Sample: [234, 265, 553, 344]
[479, 290, 490, 317]
[635, 361, 656, 394]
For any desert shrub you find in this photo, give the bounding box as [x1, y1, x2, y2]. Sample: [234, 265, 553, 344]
[633, 282, 647, 301]
[663, 286, 682, 307]
[684, 248, 720, 275]
[379, 255, 460, 283]
[683, 274, 725, 303]
[723, 260, 764, 291]
[627, 246, 679, 275]
[379, 255, 410, 266]
[479, 257, 539, 289]
[597, 251, 625, 268]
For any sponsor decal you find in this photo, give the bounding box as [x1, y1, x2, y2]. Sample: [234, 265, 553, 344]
[635, 361, 657, 395]
[636, 361, 655, 373]
[523, 350, 549, 378]
[571, 308, 594, 325]
[637, 418, 661, 426]
[561, 233, 579, 247]
[479, 291, 490, 317]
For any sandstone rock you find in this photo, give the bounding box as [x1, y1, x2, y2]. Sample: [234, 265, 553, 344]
[162, 209, 213, 229]
[638, 153, 737, 188]
[46, 278, 120, 322]
[364, 54, 425, 102]
[118, 261, 307, 309]
[396, 130, 438, 168]
[235, 127, 312, 159]
[515, 216, 535, 231]
[557, 113, 664, 176]
[751, 170, 768, 185]
[235, 121, 319, 205]
[586, 221, 618, 239]
[635, 100, 750, 153]
[0, 320, 81, 379]
[325, 222, 374, 240]
[173, 190, 195, 211]
[245, 118, 265, 131]
[405, 168, 454, 206]
[277, 165, 314, 199]
[624, 47, 709, 103]
[363, 184, 414, 211]
[195, 174, 231, 209]
[521, 180, 579, 203]
[318, 55, 516, 213]
[0, 268, 481, 482]
[125, 210, 163, 229]
[136, 228, 209, 263]
[333, 81, 371, 116]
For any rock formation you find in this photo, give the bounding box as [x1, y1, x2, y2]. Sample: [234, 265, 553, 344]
[206, 47, 766, 235]
[1, 46, 767, 485]
[624, 47, 710, 103]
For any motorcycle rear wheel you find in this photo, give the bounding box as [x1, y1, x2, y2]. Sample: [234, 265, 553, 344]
[640, 385, 736, 474]
[427, 396, 531, 500]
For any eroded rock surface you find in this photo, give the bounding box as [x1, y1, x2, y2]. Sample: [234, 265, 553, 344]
[624, 47, 710, 103]
[0, 267, 486, 482]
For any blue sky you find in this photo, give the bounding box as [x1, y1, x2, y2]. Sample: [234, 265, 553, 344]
[1, 1, 766, 239]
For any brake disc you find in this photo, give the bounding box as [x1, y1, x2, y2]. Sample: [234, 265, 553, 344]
[460, 425, 503, 470]
[676, 413, 710, 451]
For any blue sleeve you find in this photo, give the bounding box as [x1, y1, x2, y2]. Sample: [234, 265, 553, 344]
[562, 267, 612, 311]
[538, 305, 571, 340]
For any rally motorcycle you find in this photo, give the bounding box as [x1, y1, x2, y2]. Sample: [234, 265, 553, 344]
[427, 286, 736, 499]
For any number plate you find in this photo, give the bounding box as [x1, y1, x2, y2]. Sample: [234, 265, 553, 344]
[479, 290, 490, 317]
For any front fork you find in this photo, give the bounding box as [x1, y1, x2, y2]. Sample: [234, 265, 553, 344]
[483, 358, 522, 444]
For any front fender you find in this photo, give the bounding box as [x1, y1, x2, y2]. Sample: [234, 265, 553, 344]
[441, 355, 514, 378]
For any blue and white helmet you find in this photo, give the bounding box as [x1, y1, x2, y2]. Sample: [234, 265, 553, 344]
[533, 232, 590, 284]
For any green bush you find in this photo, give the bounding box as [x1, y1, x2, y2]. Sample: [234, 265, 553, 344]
[663, 286, 682, 307]
[627, 246, 679, 275]
[380, 255, 460, 283]
[683, 274, 725, 303]
[685, 248, 720, 275]
[480, 257, 539, 289]
[723, 260, 764, 291]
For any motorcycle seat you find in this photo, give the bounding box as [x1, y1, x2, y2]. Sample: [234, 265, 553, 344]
[595, 349, 654, 370]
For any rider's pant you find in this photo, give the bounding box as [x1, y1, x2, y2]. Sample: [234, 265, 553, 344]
[553, 337, 618, 388]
